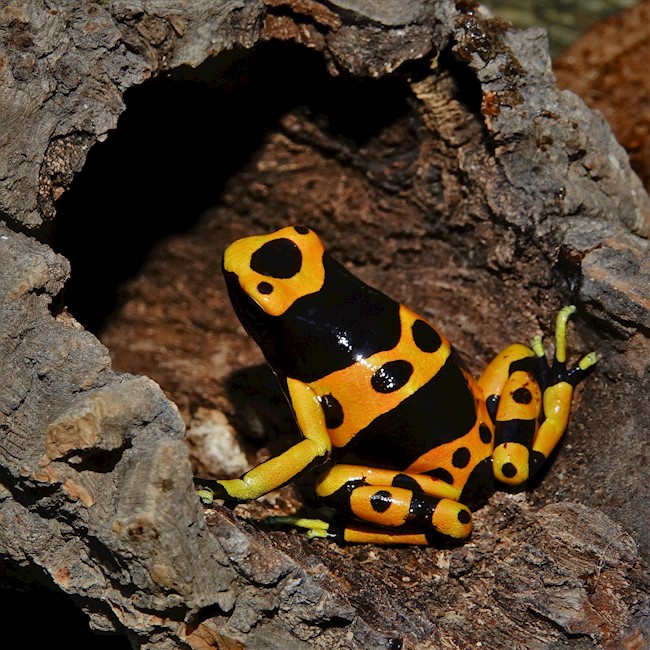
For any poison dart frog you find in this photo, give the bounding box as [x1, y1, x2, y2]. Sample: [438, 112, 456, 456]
[197, 226, 598, 545]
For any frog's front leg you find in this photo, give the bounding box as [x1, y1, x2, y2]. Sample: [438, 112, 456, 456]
[478, 306, 598, 486]
[197, 377, 331, 504]
[273, 464, 473, 546]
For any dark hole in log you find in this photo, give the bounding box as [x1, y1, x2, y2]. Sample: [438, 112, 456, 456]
[46, 41, 411, 333]
[0, 581, 131, 649]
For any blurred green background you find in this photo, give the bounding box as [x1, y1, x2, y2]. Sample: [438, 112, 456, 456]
[482, 0, 637, 55]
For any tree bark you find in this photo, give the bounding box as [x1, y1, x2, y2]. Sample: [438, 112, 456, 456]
[1, 1, 649, 648]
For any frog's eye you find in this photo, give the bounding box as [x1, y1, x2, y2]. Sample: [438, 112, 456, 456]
[250, 238, 303, 279]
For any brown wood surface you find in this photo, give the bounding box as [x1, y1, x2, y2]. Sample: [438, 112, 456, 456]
[554, 0, 650, 195]
[1, 1, 649, 648]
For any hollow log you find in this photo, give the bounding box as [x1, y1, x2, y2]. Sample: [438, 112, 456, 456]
[1, 1, 649, 648]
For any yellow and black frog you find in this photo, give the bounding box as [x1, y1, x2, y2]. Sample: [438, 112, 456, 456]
[197, 226, 598, 546]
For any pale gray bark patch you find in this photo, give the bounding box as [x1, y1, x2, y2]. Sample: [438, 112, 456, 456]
[0, 0, 649, 648]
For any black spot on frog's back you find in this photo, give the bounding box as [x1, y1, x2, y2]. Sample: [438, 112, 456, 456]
[342, 354, 477, 470]
[321, 393, 344, 429]
[412, 319, 442, 353]
[371, 360, 414, 393]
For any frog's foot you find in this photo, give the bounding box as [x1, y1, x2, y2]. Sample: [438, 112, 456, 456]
[197, 487, 216, 506]
[531, 305, 599, 387]
[194, 478, 246, 506]
[493, 305, 599, 486]
[267, 515, 333, 539]
[268, 514, 468, 546]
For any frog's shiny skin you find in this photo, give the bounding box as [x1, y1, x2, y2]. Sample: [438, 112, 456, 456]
[197, 226, 598, 545]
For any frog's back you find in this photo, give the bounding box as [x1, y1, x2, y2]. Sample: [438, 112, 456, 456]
[223, 226, 494, 497]
[205, 226, 597, 545]
[281, 257, 494, 487]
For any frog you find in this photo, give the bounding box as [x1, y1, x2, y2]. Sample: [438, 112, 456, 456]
[197, 225, 598, 545]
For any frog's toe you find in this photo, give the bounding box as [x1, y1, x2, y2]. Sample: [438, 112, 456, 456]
[195, 479, 236, 505]
[531, 306, 599, 387]
[267, 515, 332, 539]
[196, 487, 216, 505]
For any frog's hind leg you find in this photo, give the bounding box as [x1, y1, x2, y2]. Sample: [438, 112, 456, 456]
[479, 306, 598, 487]
[270, 464, 473, 545]
[285, 520, 462, 546]
[524, 306, 598, 478]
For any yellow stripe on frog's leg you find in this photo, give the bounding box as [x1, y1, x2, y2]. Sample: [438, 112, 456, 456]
[339, 527, 434, 546]
[330, 488, 472, 544]
[313, 463, 472, 543]
[197, 377, 331, 504]
[531, 381, 573, 459]
[490, 306, 600, 486]
[316, 463, 463, 502]
[268, 464, 470, 545]
[475, 343, 540, 485]
[477, 344, 535, 423]
[270, 518, 453, 545]
[491, 364, 543, 485]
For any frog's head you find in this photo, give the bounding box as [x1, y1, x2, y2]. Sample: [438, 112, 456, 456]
[222, 226, 325, 321]
[223, 225, 400, 382]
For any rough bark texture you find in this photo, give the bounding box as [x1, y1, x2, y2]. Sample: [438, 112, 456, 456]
[554, 0, 650, 194]
[1, 1, 649, 649]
